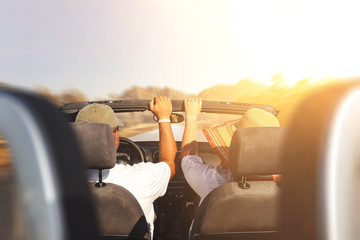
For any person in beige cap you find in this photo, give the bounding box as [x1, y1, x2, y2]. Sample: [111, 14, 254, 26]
[180, 98, 280, 204]
[76, 97, 177, 238]
[75, 103, 125, 149]
[235, 108, 280, 128]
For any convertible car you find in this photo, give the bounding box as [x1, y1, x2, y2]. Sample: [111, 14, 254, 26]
[59, 99, 279, 240]
[1, 81, 359, 240]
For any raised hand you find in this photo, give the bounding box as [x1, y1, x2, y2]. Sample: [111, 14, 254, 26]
[149, 96, 173, 120]
[184, 97, 202, 119]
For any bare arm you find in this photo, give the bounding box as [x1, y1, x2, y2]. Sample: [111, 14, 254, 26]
[149, 96, 177, 180]
[181, 98, 202, 159]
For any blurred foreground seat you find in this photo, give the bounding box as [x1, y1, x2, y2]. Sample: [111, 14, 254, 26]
[0, 88, 98, 240]
[280, 81, 360, 240]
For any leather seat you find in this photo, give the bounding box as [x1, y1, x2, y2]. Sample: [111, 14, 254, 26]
[190, 127, 287, 240]
[71, 122, 150, 240]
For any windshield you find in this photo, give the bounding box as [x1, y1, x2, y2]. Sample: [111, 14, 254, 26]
[118, 111, 242, 142]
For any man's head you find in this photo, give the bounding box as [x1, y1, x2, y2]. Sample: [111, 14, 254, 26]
[75, 103, 123, 149]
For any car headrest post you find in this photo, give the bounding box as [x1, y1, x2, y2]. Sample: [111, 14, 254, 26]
[238, 176, 250, 189]
[95, 169, 107, 188]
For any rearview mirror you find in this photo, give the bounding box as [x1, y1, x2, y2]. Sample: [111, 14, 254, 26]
[153, 113, 184, 123]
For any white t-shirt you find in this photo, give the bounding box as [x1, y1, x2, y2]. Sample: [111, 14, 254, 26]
[181, 155, 232, 204]
[88, 162, 171, 238]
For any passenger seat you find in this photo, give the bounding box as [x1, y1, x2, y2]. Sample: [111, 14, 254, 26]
[190, 127, 286, 240]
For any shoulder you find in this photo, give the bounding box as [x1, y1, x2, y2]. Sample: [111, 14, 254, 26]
[181, 155, 204, 168]
[131, 161, 170, 170]
[125, 162, 171, 178]
[106, 162, 171, 187]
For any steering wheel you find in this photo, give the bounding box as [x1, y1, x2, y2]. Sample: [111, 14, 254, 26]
[117, 137, 146, 165]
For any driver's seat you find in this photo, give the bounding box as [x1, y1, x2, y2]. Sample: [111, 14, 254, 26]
[71, 122, 150, 240]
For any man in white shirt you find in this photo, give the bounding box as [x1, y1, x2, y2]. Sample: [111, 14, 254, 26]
[76, 96, 177, 238]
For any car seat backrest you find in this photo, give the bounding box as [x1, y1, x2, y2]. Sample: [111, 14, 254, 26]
[280, 81, 360, 240]
[229, 127, 286, 179]
[0, 89, 99, 240]
[71, 122, 150, 240]
[70, 122, 116, 170]
[191, 127, 286, 240]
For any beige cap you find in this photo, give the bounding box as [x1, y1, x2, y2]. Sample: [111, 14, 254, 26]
[75, 103, 124, 128]
[237, 108, 279, 128]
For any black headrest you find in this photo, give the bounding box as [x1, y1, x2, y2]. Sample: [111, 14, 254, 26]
[70, 123, 116, 170]
[229, 127, 287, 178]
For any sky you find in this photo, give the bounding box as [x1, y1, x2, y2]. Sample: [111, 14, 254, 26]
[1, 0, 360, 99]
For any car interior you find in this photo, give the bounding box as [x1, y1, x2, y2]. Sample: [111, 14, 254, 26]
[59, 99, 280, 240]
[1, 81, 360, 240]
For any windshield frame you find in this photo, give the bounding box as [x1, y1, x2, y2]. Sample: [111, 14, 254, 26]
[60, 99, 279, 116]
